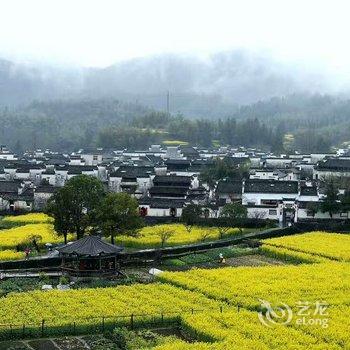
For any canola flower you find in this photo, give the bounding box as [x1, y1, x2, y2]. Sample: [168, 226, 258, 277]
[154, 308, 348, 350]
[158, 262, 350, 309]
[0, 283, 220, 326]
[2, 213, 53, 224]
[0, 228, 347, 349]
[0, 223, 70, 250]
[263, 232, 350, 262]
[115, 224, 244, 248]
[259, 244, 330, 264]
[0, 249, 25, 261]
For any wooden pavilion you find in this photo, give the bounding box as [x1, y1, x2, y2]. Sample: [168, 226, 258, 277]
[58, 235, 124, 277]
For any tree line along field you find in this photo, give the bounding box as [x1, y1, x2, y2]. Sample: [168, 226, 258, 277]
[115, 224, 247, 249]
[0, 230, 348, 349]
[0, 214, 248, 261]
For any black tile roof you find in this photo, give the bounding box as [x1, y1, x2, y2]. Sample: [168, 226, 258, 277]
[58, 235, 123, 256]
[244, 180, 298, 194]
[165, 159, 191, 165]
[149, 186, 189, 196]
[35, 185, 57, 194]
[0, 181, 21, 193]
[42, 169, 55, 175]
[55, 165, 97, 173]
[110, 166, 154, 178]
[139, 197, 186, 208]
[153, 175, 192, 186]
[300, 186, 318, 196]
[216, 180, 242, 194]
[180, 146, 199, 156]
[316, 158, 350, 171]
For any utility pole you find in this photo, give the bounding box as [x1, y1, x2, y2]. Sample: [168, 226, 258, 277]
[166, 90, 170, 114]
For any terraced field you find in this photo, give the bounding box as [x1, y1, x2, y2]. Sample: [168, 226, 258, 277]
[0, 229, 348, 349]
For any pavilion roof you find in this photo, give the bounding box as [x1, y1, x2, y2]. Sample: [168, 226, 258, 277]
[58, 235, 123, 257]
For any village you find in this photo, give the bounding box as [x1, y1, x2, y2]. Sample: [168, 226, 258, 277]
[1, 1, 350, 348]
[0, 143, 349, 225]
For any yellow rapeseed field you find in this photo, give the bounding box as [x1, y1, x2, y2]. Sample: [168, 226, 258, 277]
[0, 283, 220, 326]
[0, 249, 25, 261]
[0, 229, 348, 349]
[0, 224, 69, 250]
[158, 262, 350, 309]
[115, 224, 244, 248]
[259, 244, 330, 263]
[263, 232, 350, 262]
[155, 307, 349, 349]
[0, 223, 73, 261]
[2, 213, 53, 224]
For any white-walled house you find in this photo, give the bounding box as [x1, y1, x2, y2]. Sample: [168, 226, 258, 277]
[243, 179, 299, 223]
[0, 146, 17, 161]
[41, 169, 56, 186]
[109, 166, 154, 195]
[263, 157, 294, 168]
[313, 158, 350, 180]
[78, 148, 114, 166]
[138, 198, 185, 217]
[0, 181, 34, 211]
[215, 179, 242, 203]
[33, 185, 56, 210]
[248, 168, 300, 181]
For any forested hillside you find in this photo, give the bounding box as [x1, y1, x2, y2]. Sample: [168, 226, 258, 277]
[1, 94, 350, 153]
[0, 50, 340, 116]
[0, 99, 150, 151]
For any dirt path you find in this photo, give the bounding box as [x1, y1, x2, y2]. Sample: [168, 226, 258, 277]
[0, 337, 89, 350]
[225, 254, 285, 267]
[155, 253, 286, 272]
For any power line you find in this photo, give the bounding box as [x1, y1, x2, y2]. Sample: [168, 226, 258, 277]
[166, 90, 170, 114]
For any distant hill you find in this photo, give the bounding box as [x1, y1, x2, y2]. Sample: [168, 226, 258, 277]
[0, 94, 349, 153]
[1, 51, 350, 153]
[0, 99, 150, 151]
[0, 58, 84, 106]
[0, 51, 341, 117]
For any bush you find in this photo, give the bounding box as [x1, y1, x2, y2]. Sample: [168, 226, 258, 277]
[112, 328, 162, 350]
[59, 276, 69, 285]
[39, 272, 50, 284]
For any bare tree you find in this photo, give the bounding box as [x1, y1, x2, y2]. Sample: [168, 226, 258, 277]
[200, 231, 211, 242]
[217, 226, 231, 239]
[181, 204, 202, 233]
[157, 228, 174, 248]
[27, 234, 43, 253]
[251, 210, 266, 220]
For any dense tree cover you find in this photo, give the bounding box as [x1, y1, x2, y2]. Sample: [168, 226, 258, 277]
[95, 192, 144, 244]
[98, 99, 337, 152]
[0, 99, 150, 151]
[46, 176, 144, 243]
[200, 158, 250, 188]
[220, 203, 248, 220]
[2, 94, 350, 152]
[319, 177, 350, 217]
[181, 204, 203, 232]
[46, 175, 105, 239]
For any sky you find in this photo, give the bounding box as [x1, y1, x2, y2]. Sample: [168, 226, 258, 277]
[0, 0, 349, 70]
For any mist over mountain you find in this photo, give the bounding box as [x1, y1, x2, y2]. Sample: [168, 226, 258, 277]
[0, 50, 344, 117]
[0, 58, 84, 106]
